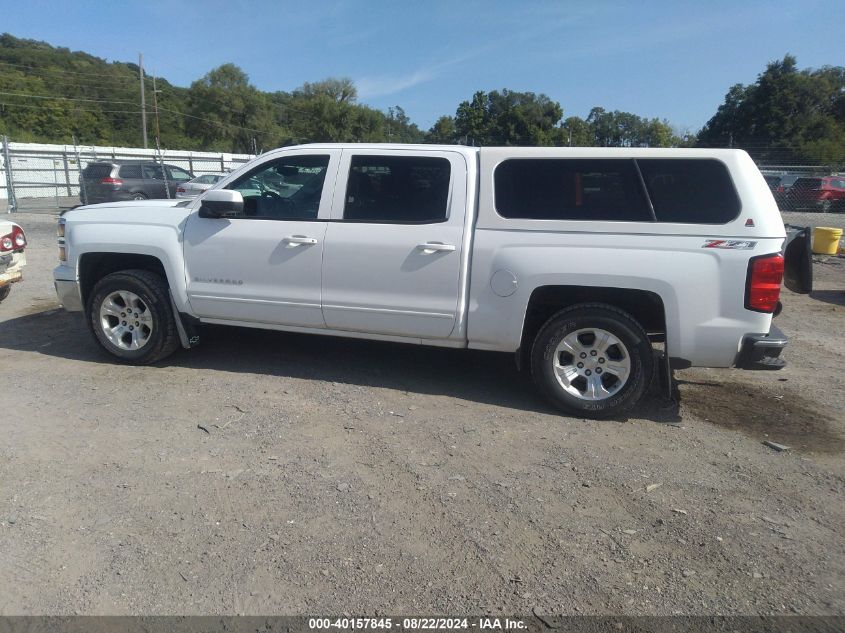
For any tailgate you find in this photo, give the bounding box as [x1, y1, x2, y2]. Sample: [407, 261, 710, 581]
[783, 225, 813, 294]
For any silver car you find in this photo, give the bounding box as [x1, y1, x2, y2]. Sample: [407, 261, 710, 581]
[175, 174, 226, 198]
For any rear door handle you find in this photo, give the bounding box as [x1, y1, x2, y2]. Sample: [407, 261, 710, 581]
[283, 235, 318, 246]
[417, 242, 456, 254]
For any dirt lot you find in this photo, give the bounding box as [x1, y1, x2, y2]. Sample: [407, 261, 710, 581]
[0, 212, 843, 616]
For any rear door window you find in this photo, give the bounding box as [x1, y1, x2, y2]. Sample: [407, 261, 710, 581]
[637, 159, 741, 224]
[343, 155, 451, 223]
[168, 166, 192, 181]
[142, 164, 164, 180]
[494, 159, 652, 221]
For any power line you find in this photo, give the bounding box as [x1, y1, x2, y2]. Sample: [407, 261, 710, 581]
[0, 101, 143, 114]
[0, 90, 267, 134]
[156, 106, 266, 133]
[0, 72, 157, 92]
[0, 90, 137, 105]
[0, 59, 145, 81]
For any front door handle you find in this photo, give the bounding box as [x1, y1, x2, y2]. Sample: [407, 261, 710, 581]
[283, 235, 318, 246]
[417, 242, 456, 254]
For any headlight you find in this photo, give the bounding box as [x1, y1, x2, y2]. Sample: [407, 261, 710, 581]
[57, 219, 66, 238]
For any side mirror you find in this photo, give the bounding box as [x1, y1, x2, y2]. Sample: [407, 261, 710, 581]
[198, 189, 244, 218]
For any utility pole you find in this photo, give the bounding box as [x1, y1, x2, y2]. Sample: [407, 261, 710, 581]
[139, 53, 148, 149]
[152, 74, 162, 148]
[152, 74, 169, 199]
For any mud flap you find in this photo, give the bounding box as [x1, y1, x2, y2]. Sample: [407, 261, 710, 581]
[169, 292, 201, 349]
[783, 225, 813, 294]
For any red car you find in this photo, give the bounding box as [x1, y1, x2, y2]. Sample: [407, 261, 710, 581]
[787, 176, 845, 213]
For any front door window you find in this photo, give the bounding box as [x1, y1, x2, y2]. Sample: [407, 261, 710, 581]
[227, 155, 331, 220]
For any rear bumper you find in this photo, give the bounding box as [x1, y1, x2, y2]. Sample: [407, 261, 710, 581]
[736, 324, 788, 370]
[0, 251, 26, 286]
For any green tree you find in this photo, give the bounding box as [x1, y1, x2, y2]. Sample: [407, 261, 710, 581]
[453, 89, 563, 146]
[426, 115, 457, 144]
[185, 64, 281, 152]
[698, 55, 845, 165]
[558, 116, 591, 146]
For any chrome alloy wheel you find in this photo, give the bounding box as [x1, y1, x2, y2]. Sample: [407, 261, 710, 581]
[552, 327, 631, 401]
[98, 290, 154, 351]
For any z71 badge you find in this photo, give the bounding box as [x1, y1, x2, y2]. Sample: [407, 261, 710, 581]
[702, 239, 757, 249]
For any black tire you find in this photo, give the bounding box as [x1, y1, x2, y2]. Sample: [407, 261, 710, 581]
[130, 192, 147, 201]
[530, 303, 654, 419]
[87, 269, 180, 364]
[0, 284, 10, 303]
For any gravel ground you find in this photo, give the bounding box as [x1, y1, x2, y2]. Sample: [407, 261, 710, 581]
[0, 213, 843, 616]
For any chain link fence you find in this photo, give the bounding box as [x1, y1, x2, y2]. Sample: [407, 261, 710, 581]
[756, 164, 845, 233]
[1, 137, 255, 213]
[704, 142, 845, 232]
[3, 137, 843, 237]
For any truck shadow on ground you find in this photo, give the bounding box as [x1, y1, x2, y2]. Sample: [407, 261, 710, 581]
[809, 289, 845, 306]
[675, 377, 844, 454]
[0, 308, 678, 422]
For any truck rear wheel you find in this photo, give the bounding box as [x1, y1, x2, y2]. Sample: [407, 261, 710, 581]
[87, 269, 180, 364]
[530, 304, 653, 419]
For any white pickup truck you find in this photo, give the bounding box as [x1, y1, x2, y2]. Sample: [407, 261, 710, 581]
[53, 144, 811, 417]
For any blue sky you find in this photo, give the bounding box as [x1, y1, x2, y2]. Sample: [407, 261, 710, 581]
[1, 0, 842, 133]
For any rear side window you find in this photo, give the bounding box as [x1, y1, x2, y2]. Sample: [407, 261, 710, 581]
[829, 178, 845, 189]
[638, 159, 740, 224]
[793, 178, 822, 190]
[494, 159, 652, 221]
[343, 155, 451, 223]
[118, 165, 141, 179]
[83, 163, 113, 179]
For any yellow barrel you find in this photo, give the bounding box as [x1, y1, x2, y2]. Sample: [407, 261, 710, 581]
[812, 226, 843, 255]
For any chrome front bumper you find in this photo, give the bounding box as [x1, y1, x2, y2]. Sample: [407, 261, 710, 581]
[54, 279, 83, 312]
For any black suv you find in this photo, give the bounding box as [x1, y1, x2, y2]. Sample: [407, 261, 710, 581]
[79, 161, 194, 204]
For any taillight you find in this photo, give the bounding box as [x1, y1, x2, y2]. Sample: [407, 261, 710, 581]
[0, 225, 26, 252]
[100, 177, 123, 186]
[776, 185, 784, 192]
[745, 253, 784, 313]
[176, 187, 185, 193]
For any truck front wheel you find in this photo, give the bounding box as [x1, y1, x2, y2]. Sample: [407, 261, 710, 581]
[87, 269, 180, 364]
[530, 304, 653, 419]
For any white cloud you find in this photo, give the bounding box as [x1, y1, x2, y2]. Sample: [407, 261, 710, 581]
[356, 68, 439, 99]
[356, 47, 486, 99]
